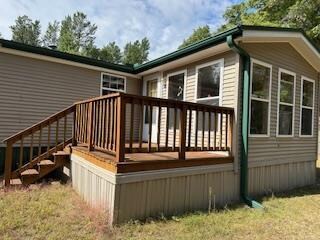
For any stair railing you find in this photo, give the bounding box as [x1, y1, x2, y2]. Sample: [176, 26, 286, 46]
[3, 105, 76, 186]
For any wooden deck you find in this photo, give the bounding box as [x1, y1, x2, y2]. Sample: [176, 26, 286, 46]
[3, 93, 234, 186]
[71, 145, 234, 173]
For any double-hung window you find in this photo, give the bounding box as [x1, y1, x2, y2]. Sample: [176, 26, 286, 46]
[250, 60, 272, 136]
[195, 60, 223, 105]
[101, 73, 126, 95]
[300, 77, 315, 136]
[167, 70, 186, 128]
[277, 69, 295, 136]
[195, 60, 223, 131]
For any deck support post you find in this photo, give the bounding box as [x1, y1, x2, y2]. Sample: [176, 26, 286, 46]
[179, 105, 187, 160]
[4, 141, 13, 187]
[116, 95, 126, 162]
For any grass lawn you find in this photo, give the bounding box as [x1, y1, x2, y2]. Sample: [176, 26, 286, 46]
[0, 181, 319, 240]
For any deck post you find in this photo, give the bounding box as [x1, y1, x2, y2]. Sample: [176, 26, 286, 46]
[116, 95, 126, 162]
[179, 105, 187, 160]
[4, 141, 13, 187]
[87, 102, 94, 151]
[72, 107, 77, 146]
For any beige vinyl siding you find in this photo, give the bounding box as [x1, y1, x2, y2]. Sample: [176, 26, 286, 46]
[239, 42, 319, 165]
[0, 52, 141, 146]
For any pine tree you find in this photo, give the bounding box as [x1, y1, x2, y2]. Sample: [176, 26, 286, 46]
[10, 15, 41, 46]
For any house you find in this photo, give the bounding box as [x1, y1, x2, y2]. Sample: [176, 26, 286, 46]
[1, 25, 319, 224]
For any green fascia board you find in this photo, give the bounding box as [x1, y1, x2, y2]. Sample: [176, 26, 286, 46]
[0, 25, 317, 75]
[132, 26, 243, 73]
[0, 39, 134, 74]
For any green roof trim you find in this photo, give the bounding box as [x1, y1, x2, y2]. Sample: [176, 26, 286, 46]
[132, 26, 243, 73]
[0, 38, 134, 74]
[0, 25, 318, 74]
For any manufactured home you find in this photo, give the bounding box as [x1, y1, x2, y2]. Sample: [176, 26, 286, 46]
[1, 25, 320, 224]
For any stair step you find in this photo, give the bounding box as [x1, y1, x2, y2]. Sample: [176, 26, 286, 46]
[21, 169, 39, 176]
[38, 159, 55, 166]
[53, 151, 69, 156]
[1, 178, 23, 188]
[10, 178, 22, 185]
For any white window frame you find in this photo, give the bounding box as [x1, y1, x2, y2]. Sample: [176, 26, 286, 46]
[249, 58, 272, 137]
[166, 69, 187, 101]
[194, 59, 224, 105]
[276, 68, 296, 137]
[100, 72, 126, 95]
[299, 76, 315, 137]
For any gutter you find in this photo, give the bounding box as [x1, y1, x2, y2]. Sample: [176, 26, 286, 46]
[226, 33, 263, 208]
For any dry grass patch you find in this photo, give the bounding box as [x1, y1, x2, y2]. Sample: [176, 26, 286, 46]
[0, 183, 110, 240]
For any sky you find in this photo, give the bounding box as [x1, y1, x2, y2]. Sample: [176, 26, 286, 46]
[0, 0, 241, 60]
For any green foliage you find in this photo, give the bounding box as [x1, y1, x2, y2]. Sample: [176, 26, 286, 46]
[82, 42, 101, 59]
[10, 15, 41, 46]
[219, 0, 320, 46]
[42, 21, 60, 47]
[8, 12, 150, 64]
[100, 42, 122, 63]
[178, 25, 212, 49]
[58, 12, 97, 55]
[58, 16, 77, 53]
[122, 37, 150, 65]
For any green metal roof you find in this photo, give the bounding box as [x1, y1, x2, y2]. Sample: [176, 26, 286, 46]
[0, 25, 318, 74]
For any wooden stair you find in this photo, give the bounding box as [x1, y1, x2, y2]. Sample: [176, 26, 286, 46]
[8, 150, 70, 186]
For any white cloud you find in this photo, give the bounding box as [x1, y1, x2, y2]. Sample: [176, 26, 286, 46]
[0, 0, 236, 60]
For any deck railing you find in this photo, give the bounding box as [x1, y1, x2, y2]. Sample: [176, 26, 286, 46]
[3, 92, 234, 186]
[74, 93, 234, 161]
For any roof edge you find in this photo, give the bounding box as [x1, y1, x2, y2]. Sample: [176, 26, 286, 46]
[0, 39, 135, 74]
[133, 26, 243, 73]
[240, 25, 320, 54]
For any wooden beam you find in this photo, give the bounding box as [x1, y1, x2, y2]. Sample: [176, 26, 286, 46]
[4, 141, 13, 187]
[179, 105, 187, 160]
[115, 96, 126, 162]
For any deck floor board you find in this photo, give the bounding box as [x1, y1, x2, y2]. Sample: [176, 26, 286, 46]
[71, 144, 233, 173]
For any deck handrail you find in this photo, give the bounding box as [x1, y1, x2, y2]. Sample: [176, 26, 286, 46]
[3, 105, 76, 144]
[75, 92, 234, 112]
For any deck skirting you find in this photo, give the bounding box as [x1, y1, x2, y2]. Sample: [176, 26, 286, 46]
[70, 153, 316, 224]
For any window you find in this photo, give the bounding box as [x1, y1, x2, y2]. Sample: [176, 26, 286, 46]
[101, 73, 126, 95]
[196, 60, 223, 106]
[250, 60, 272, 136]
[167, 71, 185, 101]
[277, 69, 295, 136]
[300, 77, 314, 136]
[167, 71, 186, 128]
